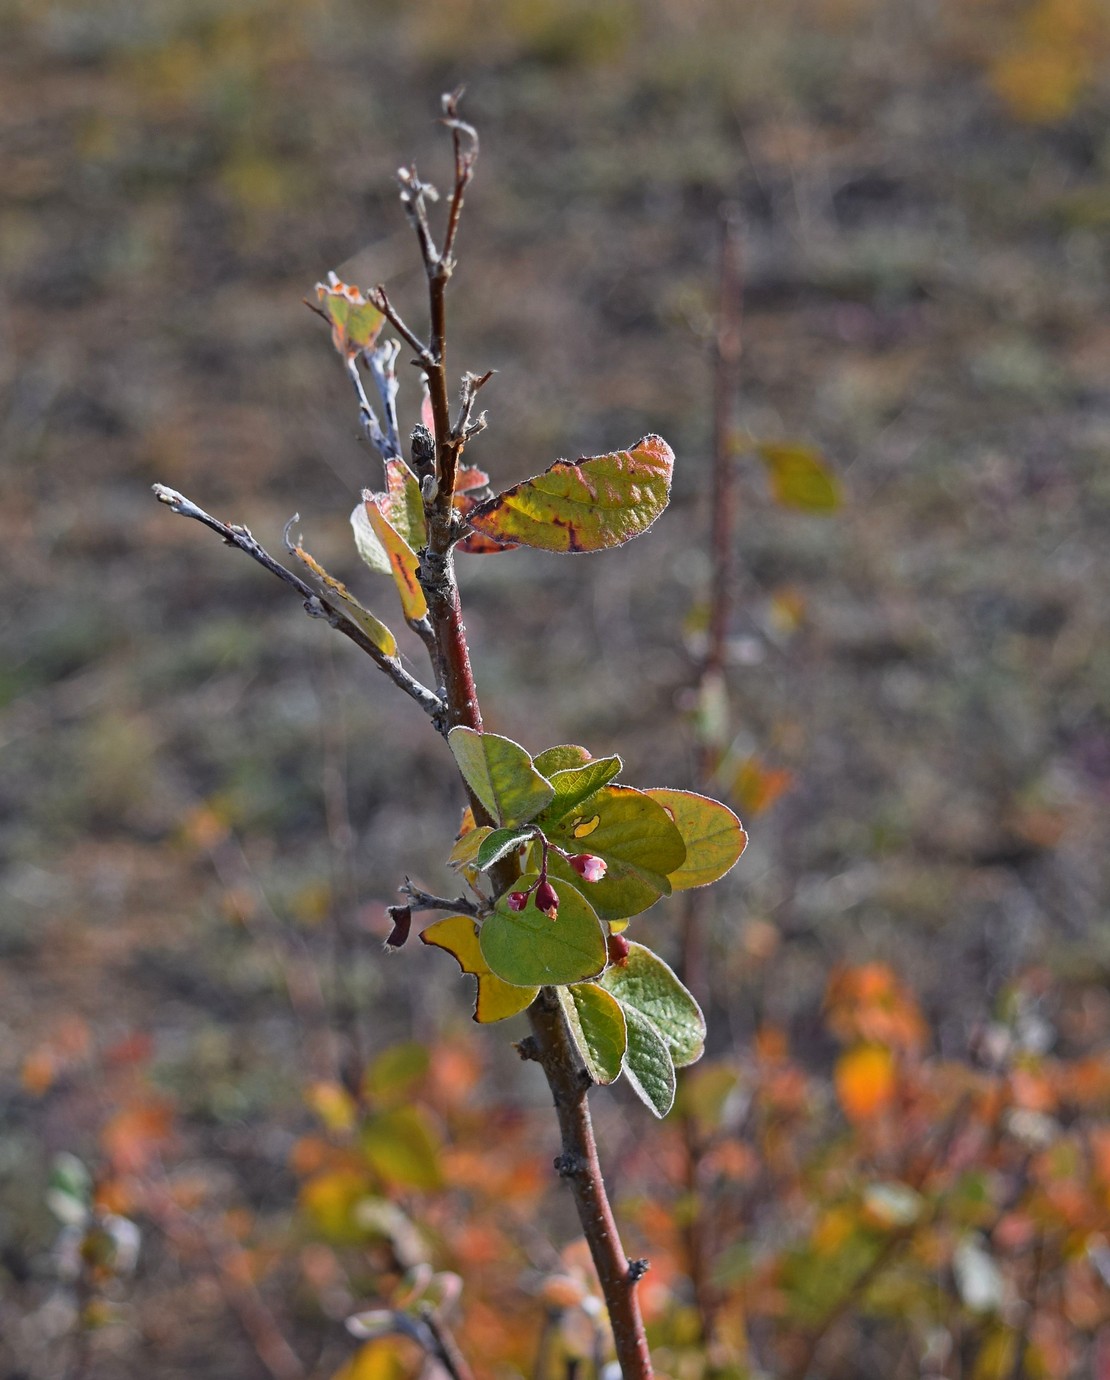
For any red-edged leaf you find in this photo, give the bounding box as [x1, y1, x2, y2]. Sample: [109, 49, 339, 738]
[314, 273, 384, 357]
[363, 496, 427, 621]
[467, 434, 674, 553]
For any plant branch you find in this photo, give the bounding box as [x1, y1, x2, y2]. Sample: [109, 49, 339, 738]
[368, 285, 433, 367]
[400, 881, 483, 917]
[527, 991, 654, 1379]
[151, 486, 443, 722]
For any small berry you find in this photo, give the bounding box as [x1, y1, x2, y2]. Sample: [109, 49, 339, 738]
[568, 853, 607, 883]
[506, 890, 530, 912]
[534, 879, 559, 919]
[606, 932, 630, 966]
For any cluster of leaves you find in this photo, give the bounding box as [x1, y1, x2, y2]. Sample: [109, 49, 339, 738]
[420, 728, 745, 1115]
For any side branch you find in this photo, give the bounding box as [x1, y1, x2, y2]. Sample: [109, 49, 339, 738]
[152, 486, 443, 721]
[528, 991, 654, 1380]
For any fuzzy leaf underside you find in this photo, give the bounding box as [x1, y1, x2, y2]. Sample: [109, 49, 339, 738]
[467, 435, 674, 553]
[620, 1005, 676, 1117]
[420, 915, 538, 1023]
[600, 941, 705, 1068]
[645, 788, 748, 890]
[479, 875, 607, 987]
[448, 728, 555, 827]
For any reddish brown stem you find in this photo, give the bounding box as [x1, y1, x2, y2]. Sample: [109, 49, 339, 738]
[528, 992, 654, 1380]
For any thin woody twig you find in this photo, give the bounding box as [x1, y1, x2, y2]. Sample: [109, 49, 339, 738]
[151, 486, 444, 723]
[400, 881, 483, 917]
[368, 285, 433, 367]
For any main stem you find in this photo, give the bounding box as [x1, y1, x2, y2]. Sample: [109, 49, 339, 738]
[419, 433, 653, 1380]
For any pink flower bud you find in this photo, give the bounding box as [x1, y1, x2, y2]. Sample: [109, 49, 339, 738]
[534, 879, 559, 919]
[506, 890, 530, 912]
[568, 853, 607, 884]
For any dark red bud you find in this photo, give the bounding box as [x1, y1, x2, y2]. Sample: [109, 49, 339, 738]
[506, 890, 530, 912]
[384, 904, 412, 949]
[606, 932, 630, 966]
[534, 879, 559, 919]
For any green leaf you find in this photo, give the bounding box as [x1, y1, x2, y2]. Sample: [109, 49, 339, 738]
[467, 435, 674, 553]
[420, 914, 538, 1023]
[755, 442, 841, 512]
[448, 728, 555, 827]
[382, 459, 426, 554]
[644, 789, 747, 890]
[532, 744, 592, 775]
[290, 541, 398, 657]
[476, 826, 535, 871]
[479, 875, 607, 987]
[620, 1005, 676, 1117]
[545, 785, 686, 921]
[363, 496, 428, 622]
[600, 942, 705, 1068]
[361, 1106, 442, 1190]
[351, 500, 391, 575]
[557, 983, 626, 1085]
[315, 274, 385, 356]
[536, 755, 623, 827]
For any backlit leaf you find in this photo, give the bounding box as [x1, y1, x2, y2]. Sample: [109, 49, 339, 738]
[420, 915, 538, 1023]
[382, 459, 425, 554]
[315, 273, 385, 357]
[557, 983, 627, 1085]
[645, 788, 747, 890]
[476, 826, 535, 871]
[756, 442, 841, 512]
[621, 1005, 676, 1117]
[479, 875, 607, 987]
[532, 744, 592, 775]
[361, 1106, 442, 1190]
[447, 825, 492, 870]
[448, 728, 555, 827]
[600, 941, 705, 1067]
[351, 500, 391, 575]
[290, 541, 398, 657]
[363, 497, 427, 621]
[536, 755, 624, 826]
[467, 435, 674, 553]
[545, 785, 686, 921]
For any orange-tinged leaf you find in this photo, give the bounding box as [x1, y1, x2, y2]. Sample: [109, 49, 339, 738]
[644, 788, 747, 890]
[731, 756, 793, 816]
[363, 496, 427, 621]
[454, 493, 519, 554]
[420, 914, 539, 1022]
[756, 441, 840, 512]
[101, 1102, 175, 1174]
[468, 434, 674, 553]
[315, 274, 384, 357]
[835, 1044, 897, 1122]
[382, 459, 425, 553]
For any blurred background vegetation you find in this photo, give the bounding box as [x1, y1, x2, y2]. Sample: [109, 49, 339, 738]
[2, 0, 1109, 1376]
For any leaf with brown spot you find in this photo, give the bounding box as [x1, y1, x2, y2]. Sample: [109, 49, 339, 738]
[467, 435, 674, 553]
[363, 496, 428, 622]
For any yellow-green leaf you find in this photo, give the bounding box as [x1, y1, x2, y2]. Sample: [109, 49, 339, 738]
[756, 442, 841, 512]
[600, 941, 705, 1068]
[536, 755, 623, 827]
[419, 914, 538, 1023]
[446, 825, 492, 870]
[557, 983, 626, 1085]
[448, 728, 555, 827]
[289, 542, 398, 657]
[364, 496, 428, 621]
[467, 435, 674, 553]
[315, 274, 385, 357]
[645, 788, 747, 890]
[532, 744, 592, 775]
[361, 1106, 442, 1190]
[383, 459, 425, 553]
[479, 875, 607, 987]
[545, 785, 686, 921]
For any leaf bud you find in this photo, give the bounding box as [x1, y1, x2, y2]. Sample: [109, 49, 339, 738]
[568, 853, 607, 883]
